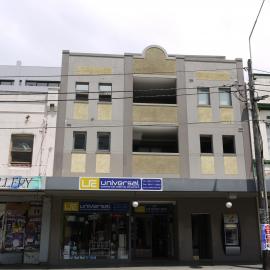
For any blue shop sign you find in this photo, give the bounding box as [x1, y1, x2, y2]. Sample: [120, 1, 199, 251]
[142, 178, 162, 191]
[79, 177, 163, 191]
[100, 178, 141, 190]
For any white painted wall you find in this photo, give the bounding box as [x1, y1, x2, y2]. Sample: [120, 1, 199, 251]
[0, 64, 60, 176]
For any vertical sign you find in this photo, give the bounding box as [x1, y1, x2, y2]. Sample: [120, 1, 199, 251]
[261, 224, 270, 250]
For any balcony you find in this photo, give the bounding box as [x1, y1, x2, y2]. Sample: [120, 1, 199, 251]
[132, 127, 180, 176]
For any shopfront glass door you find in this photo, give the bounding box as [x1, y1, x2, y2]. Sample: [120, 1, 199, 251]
[133, 214, 174, 259]
[134, 216, 152, 258]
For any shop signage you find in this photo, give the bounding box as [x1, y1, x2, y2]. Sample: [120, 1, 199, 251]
[134, 204, 172, 214]
[262, 224, 270, 251]
[79, 202, 129, 213]
[79, 177, 163, 191]
[0, 176, 44, 190]
[64, 202, 79, 212]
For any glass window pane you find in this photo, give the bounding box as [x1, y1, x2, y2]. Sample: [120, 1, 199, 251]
[267, 125, 270, 159]
[0, 80, 14, 85]
[74, 132, 87, 150]
[200, 135, 213, 153]
[219, 88, 232, 106]
[97, 133, 110, 151]
[99, 84, 112, 92]
[198, 88, 210, 105]
[25, 81, 37, 86]
[222, 135, 235, 154]
[11, 135, 34, 165]
[76, 83, 89, 92]
[12, 135, 33, 152]
[36, 82, 47, 86]
[48, 82, 60, 87]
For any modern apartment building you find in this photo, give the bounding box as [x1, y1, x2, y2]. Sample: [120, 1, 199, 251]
[0, 62, 60, 264]
[46, 45, 260, 265]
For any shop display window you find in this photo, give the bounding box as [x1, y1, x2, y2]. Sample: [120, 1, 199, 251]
[0, 202, 42, 254]
[63, 202, 129, 260]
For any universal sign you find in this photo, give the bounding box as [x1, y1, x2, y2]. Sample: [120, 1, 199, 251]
[79, 177, 163, 191]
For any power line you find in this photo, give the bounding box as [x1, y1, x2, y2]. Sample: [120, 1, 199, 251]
[0, 83, 239, 96]
[0, 67, 244, 79]
[0, 120, 254, 130]
[253, 68, 270, 74]
[0, 90, 243, 103]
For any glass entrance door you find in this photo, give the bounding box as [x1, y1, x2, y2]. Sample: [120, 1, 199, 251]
[152, 215, 169, 257]
[133, 214, 174, 259]
[134, 216, 152, 258]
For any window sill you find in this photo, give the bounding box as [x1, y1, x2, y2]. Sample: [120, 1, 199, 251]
[219, 105, 233, 108]
[197, 105, 211, 107]
[98, 101, 112, 105]
[9, 163, 32, 168]
[96, 151, 111, 154]
[71, 150, 87, 154]
[200, 153, 214, 156]
[74, 100, 89, 104]
[223, 153, 236, 156]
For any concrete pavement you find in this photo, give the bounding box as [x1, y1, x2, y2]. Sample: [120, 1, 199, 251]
[0, 264, 263, 270]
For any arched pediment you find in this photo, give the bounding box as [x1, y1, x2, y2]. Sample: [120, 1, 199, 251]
[133, 45, 176, 75]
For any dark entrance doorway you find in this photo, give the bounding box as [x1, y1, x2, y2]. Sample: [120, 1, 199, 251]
[132, 203, 175, 259]
[191, 214, 212, 260]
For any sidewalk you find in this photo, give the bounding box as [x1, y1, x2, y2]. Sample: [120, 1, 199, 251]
[0, 264, 263, 270]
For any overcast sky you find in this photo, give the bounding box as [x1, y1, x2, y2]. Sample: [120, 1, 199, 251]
[0, 0, 269, 73]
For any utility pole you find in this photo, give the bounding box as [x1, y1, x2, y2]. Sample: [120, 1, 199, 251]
[248, 58, 270, 269]
[248, 1, 270, 269]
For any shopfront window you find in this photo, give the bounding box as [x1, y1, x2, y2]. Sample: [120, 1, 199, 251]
[0, 202, 42, 263]
[63, 201, 129, 260]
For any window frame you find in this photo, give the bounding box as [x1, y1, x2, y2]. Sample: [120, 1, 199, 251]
[73, 131, 87, 151]
[0, 80, 14, 86]
[75, 82, 89, 101]
[98, 83, 112, 103]
[10, 134, 34, 166]
[25, 80, 60, 87]
[197, 87, 210, 106]
[219, 87, 232, 106]
[222, 135, 236, 154]
[200, 135, 214, 154]
[97, 132, 111, 152]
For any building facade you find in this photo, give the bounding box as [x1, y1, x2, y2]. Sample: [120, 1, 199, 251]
[46, 46, 260, 265]
[251, 73, 270, 176]
[0, 62, 60, 264]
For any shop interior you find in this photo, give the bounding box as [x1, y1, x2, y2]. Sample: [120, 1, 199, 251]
[131, 203, 175, 259]
[63, 208, 129, 260]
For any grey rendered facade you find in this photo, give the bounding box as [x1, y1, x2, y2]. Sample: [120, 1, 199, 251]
[49, 46, 260, 265]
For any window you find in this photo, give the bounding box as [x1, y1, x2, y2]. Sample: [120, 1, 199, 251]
[198, 88, 210, 105]
[266, 124, 270, 158]
[25, 80, 60, 87]
[73, 132, 87, 151]
[222, 135, 235, 154]
[75, 82, 89, 101]
[10, 134, 34, 166]
[97, 132, 110, 151]
[0, 80, 14, 85]
[219, 88, 232, 106]
[200, 135, 213, 153]
[99, 83, 112, 102]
